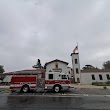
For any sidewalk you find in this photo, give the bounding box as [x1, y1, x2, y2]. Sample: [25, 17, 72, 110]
[71, 84, 110, 89]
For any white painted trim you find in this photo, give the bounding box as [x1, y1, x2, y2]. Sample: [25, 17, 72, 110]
[10, 84, 36, 87]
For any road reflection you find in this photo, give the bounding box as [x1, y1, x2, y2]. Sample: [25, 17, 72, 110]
[6, 95, 84, 110]
[0, 94, 109, 110]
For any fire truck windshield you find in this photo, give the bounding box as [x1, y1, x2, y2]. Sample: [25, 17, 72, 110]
[61, 75, 67, 79]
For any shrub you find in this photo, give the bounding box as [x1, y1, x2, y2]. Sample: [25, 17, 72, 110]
[92, 82, 110, 86]
[92, 82, 103, 85]
[106, 81, 110, 84]
[103, 86, 107, 89]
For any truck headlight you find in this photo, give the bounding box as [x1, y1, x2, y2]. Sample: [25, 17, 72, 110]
[45, 86, 47, 89]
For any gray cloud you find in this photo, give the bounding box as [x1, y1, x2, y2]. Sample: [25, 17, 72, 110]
[0, 0, 110, 72]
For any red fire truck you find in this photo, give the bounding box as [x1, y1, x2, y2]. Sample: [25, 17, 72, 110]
[10, 72, 71, 93]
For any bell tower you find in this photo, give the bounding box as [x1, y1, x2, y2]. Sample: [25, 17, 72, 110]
[71, 53, 81, 83]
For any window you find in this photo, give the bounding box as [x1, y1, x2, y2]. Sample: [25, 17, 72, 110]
[91, 74, 95, 80]
[76, 68, 79, 74]
[106, 74, 110, 80]
[72, 59, 73, 64]
[75, 59, 78, 64]
[48, 74, 53, 79]
[62, 75, 67, 79]
[55, 62, 58, 68]
[77, 78, 80, 82]
[67, 75, 69, 80]
[99, 74, 103, 80]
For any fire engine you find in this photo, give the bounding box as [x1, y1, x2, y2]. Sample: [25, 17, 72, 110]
[10, 72, 71, 93]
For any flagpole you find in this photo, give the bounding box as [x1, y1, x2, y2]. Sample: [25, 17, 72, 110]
[77, 42, 82, 85]
[77, 42, 79, 54]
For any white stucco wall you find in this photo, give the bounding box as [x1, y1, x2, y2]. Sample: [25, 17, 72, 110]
[81, 72, 110, 84]
[71, 53, 81, 82]
[46, 62, 68, 74]
[67, 67, 72, 78]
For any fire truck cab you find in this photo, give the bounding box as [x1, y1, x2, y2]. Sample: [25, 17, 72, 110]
[45, 72, 70, 92]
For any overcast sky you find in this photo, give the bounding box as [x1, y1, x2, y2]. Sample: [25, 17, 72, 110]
[0, 0, 110, 72]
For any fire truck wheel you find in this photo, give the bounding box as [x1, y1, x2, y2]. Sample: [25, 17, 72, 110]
[21, 85, 30, 93]
[54, 85, 61, 93]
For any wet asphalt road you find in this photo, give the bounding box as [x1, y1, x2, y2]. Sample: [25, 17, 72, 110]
[1, 88, 110, 95]
[0, 94, 110, 110]
[0, 88, 110, 109]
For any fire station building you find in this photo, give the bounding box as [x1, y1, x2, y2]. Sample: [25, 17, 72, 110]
[44, 59, 72, 78]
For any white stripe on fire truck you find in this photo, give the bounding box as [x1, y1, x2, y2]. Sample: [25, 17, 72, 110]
[45, 84, 71, 87]
[13, 82, 36, 84]
[10, 84, 36, 87]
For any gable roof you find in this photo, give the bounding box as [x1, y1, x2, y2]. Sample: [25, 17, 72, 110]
[45, 59, 68, 66]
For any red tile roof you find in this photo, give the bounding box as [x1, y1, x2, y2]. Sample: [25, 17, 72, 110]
[4, 69, 46, 75]
[71, 53, 79, 56]
[81, 69, 110, 73]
